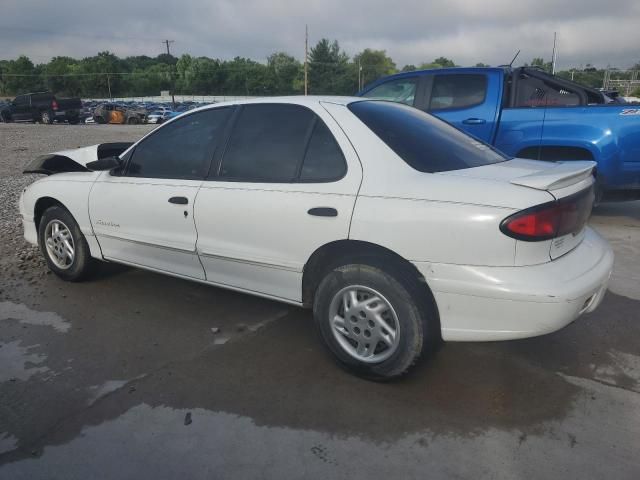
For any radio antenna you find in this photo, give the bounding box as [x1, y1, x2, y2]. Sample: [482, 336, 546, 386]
[508, 50, 521, 67]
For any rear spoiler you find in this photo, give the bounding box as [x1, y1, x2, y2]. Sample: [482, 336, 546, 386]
[509, 161, 596, 191]
[23, 142, 133, 175]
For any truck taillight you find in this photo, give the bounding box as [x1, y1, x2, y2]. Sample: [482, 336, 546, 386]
[500, 187, 594, 241]
[52, 100, 59, 111]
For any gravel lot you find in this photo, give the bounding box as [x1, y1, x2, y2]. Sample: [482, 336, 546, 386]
[0, 123, 639, 479]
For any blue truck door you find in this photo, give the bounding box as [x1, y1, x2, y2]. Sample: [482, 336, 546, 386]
[424, 72, 500, 142]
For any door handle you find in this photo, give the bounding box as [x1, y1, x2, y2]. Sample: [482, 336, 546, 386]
[462, 118, 486, 125]
[308, 207, 338, 217]
[168, 196, 188, 205]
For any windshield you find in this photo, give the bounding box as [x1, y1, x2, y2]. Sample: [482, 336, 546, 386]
[348, 100, 509, 173]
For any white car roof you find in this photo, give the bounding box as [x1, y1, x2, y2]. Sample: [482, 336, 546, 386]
[191, 95, 365, 112]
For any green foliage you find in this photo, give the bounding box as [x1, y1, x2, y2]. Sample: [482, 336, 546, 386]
[308, 38, 352, 95]
[0, 50, 636, 99]
[353, 49, 396, 87]
[419, 57, 456, 69]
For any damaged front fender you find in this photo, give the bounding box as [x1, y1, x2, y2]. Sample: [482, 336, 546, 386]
[23, 142, 133, 175]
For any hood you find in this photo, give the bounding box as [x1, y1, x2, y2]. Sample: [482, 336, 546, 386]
[23, 142, 133, 175]
[438, 158, 596, 192]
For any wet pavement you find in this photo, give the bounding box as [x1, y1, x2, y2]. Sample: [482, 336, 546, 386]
[0, 125, 639, 479]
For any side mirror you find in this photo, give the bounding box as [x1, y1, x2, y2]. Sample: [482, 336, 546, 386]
[86, 156, 121, 171]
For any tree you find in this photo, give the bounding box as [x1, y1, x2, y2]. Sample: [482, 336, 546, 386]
[267, 52, 302, 94]
[401, 64, 417, 72]
[0, 55, 42, 94]
[308, 38, 351, 94]
[475, 62, 490, 67]
[353, 49, 396, 88]
[419, 57, 456, 69]
[43, 56, 81, 96]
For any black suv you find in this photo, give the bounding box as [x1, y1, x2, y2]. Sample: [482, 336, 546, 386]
[0, 92, 82, 124]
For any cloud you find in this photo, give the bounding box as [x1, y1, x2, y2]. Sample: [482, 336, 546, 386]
[1, 0, 638, 69]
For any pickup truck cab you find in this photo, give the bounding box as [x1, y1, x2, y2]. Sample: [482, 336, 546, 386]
[0, 91, 81, 124]
[358, 67, 640, 199]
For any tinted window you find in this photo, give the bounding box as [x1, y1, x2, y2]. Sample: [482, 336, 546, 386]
[127, 107, 231, 179]
[13, 95, 27, 105]
[300, 120, 346, 181]
[220, 104, 314, 182]
[515, 74, 581, 107]
[429, 74, 487, 110]
[349, 101, 508, 173]
[361, 77, 417, 105]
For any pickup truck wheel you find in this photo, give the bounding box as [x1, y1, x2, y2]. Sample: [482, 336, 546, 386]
[38, 206, 93, 282]
[68, 118, 79, 125]
[313, 263, 436, 381]
[41, 111, 53, 124]
[0, 112, 10, 123]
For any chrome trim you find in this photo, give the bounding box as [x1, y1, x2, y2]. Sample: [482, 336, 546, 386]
[197, 250, 301, 273]
[96, 233, 196, 254]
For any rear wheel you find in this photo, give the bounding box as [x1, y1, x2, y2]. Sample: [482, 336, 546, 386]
[313, 263, 438, 380]
[38, 206, 94, 281]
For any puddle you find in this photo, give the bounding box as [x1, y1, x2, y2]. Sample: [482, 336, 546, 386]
[0, 433, 18, 455]
[86, 380, 129, 406]
[0, 302, 71, 333]
[0, 340, 49, 382]
[2, 391, 639, 480]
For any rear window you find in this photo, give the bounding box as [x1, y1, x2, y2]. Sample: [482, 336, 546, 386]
[348, 101, 508, 173]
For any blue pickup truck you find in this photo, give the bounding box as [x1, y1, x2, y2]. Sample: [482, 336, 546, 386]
[357, 66, 640, 200]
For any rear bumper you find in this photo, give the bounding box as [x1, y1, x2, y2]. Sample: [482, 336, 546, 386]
[414, 227, 614, 341]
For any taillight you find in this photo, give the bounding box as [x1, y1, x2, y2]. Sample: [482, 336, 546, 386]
[52, 100, 59, 111]
[500, 187, 594, 241]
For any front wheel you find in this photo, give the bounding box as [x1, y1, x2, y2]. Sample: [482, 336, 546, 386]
[313, 263, 438, 380]
[38, 206, 94, 281]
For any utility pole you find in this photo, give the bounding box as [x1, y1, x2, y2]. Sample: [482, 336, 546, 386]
[304, 25, 308, 95]
[358, 58, 362, 91]
[551, 32, 558, 75]
[163, 39, 176, 107]
[107, 74, 112, 101]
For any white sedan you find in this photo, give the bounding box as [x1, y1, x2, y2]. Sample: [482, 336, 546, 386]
[20, 97, 613, 380]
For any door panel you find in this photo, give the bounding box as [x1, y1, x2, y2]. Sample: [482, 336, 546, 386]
[195, 186, 356, 300]
[427, 73, 500, 142]
[90, 176, 205, 279]
[195, 103, 362, 302]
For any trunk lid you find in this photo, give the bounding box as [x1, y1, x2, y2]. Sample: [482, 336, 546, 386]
[441, 158, 596, 262]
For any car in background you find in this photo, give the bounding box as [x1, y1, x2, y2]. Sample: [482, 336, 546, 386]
[93, 103, 147, 125]
[20, 97, 613, 380]
[147, 109, 173, 124]
[0, 92, 81, 124]
[357, 66, 640, 200]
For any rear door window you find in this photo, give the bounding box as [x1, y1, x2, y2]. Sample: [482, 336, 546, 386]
[349, 100, 508, 173]
[429, 74, 487, 110]
[361, 77, 417, 106]
[218, 104, 346, 183]
[515, 74, 581, 107]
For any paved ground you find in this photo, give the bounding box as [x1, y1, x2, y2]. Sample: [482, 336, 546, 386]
[0, 124, 639, 479]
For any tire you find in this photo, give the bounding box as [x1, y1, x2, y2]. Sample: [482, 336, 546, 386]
[68, 117, 80, 125]
[0, 112, 11, 123]
[41, 111, 53, 124]
[313, 262, 438, 381]
[38, 206, 94, 282]
[127, 116, 138, 125]
[94, 116, 106, 124]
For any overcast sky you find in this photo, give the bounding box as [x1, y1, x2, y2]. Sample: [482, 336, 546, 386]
[1, 0, 639, 69]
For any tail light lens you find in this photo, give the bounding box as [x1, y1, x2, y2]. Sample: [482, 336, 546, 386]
[52, 100, 59, 111]
[500, 187, 594, 241]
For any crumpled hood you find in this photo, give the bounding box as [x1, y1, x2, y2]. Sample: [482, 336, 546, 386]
[23, 142, 132, 175]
